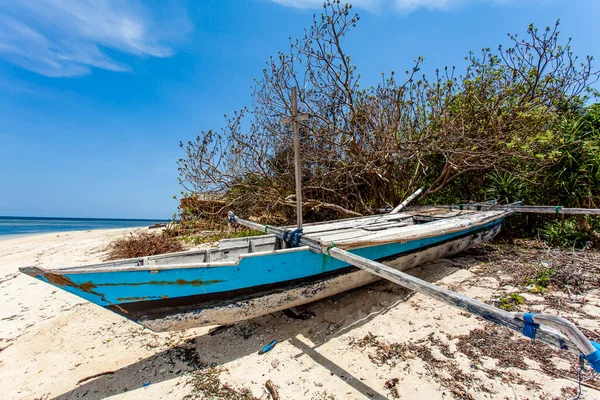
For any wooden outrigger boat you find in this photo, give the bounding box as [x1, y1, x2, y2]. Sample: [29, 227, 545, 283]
[18, 87, 600, 380]
[20, 207, 507, 332]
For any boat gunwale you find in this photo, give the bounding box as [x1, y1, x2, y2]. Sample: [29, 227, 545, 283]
[23, 210, 508, 276]
[23, 246, 313, 275]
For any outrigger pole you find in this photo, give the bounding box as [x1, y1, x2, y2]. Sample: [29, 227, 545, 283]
[227, 211, 600, 371]
[421, 203, 600, 216]
[256, 87, 600, 371]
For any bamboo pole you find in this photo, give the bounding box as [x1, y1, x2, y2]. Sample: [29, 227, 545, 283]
[227, 211, 598, 358]
[390, 187, 423, 214]
[412, 204, 600, 216]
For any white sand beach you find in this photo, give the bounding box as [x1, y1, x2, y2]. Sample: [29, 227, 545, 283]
[1, 229, 599, 399]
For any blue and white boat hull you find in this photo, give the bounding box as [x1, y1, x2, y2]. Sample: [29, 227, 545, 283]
[20, 209, 507, 331]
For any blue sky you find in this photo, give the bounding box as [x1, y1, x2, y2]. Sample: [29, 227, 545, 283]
[1, 0, 598, 219]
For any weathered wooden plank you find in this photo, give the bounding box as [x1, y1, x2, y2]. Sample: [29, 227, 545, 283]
[334, 211, 509, 249]
[410, 204, 600, 216]
[312, 222, 412, 242]
[312, 228, 372, 241]
[300, 213, 411, 234]
[512, 206, 600, 215]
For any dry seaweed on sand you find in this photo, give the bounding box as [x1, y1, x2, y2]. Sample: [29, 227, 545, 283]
[349, 332, 490, 399]
[184, 366, 258, 400]
[452, 323, 600, 389]
[310, 391, 336, 400]
[384, 378, 400, 398]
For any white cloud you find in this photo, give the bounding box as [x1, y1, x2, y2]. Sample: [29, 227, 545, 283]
[271, 0, 382, 11]
[269, 0, 521, 13]
[0, 0, 190, 77]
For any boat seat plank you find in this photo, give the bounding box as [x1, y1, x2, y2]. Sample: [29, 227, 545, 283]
[312, 229, 377, 242]
[333, 211, 507, 248]
[299, 213, 412, 234]
[360, 222, 411, 231]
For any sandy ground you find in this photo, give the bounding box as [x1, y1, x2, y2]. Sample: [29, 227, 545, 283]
[1, 229, 599, 400]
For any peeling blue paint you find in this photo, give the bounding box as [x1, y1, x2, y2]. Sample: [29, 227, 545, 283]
[33, 220, 502, 307]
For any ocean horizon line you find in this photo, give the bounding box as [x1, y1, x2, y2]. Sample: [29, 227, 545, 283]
[0, 215, 169, 222]
[0, 216, 170, 238]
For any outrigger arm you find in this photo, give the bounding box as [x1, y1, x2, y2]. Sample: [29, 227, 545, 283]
[227, 211, 600, 372]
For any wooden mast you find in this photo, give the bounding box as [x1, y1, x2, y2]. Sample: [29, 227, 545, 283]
[280, 87, 309, 228]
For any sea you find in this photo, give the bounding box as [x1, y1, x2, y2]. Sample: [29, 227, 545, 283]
[0, 216, 168, 240]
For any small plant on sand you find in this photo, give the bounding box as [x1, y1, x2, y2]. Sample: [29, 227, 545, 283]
[104, 231, 184, 260]
[526, 265, 557, 292]
[498, 293, 525, 311]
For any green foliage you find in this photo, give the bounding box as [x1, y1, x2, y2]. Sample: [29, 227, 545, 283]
[542, 109, 600, 208]
[498, 293, 525, 311]
[485, 172, 524, 204]
[541, 217, 600, 248]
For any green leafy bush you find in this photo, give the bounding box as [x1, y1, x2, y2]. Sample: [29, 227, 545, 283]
[541, 217, 600, 248]
[485, 172, 524, 204]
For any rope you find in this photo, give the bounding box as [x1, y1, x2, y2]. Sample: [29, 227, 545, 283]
[290, 228, 303, 247]
[522, 313, 539, 342]
[326, 241, 337, 256]
[556, 205, 562, 215]
[282, 228, 303, 247]
[282, 230, 292, 245]
[227, 212, 237, 223]
[572, 355, 585, 400]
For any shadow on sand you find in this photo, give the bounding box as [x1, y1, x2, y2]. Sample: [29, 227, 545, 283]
[51, 250, 488, 399]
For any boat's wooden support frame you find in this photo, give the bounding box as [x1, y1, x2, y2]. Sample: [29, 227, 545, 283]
[228, 212, 599, 361]
[413, 204, 600, 216]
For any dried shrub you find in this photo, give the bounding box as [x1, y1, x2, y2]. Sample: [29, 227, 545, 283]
[178, 2, 598, 223]
[104, 232, 185, 261]
[178, 194, 228, 231]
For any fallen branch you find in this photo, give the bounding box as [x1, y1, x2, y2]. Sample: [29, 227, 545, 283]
[281, 197, 362, 217]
